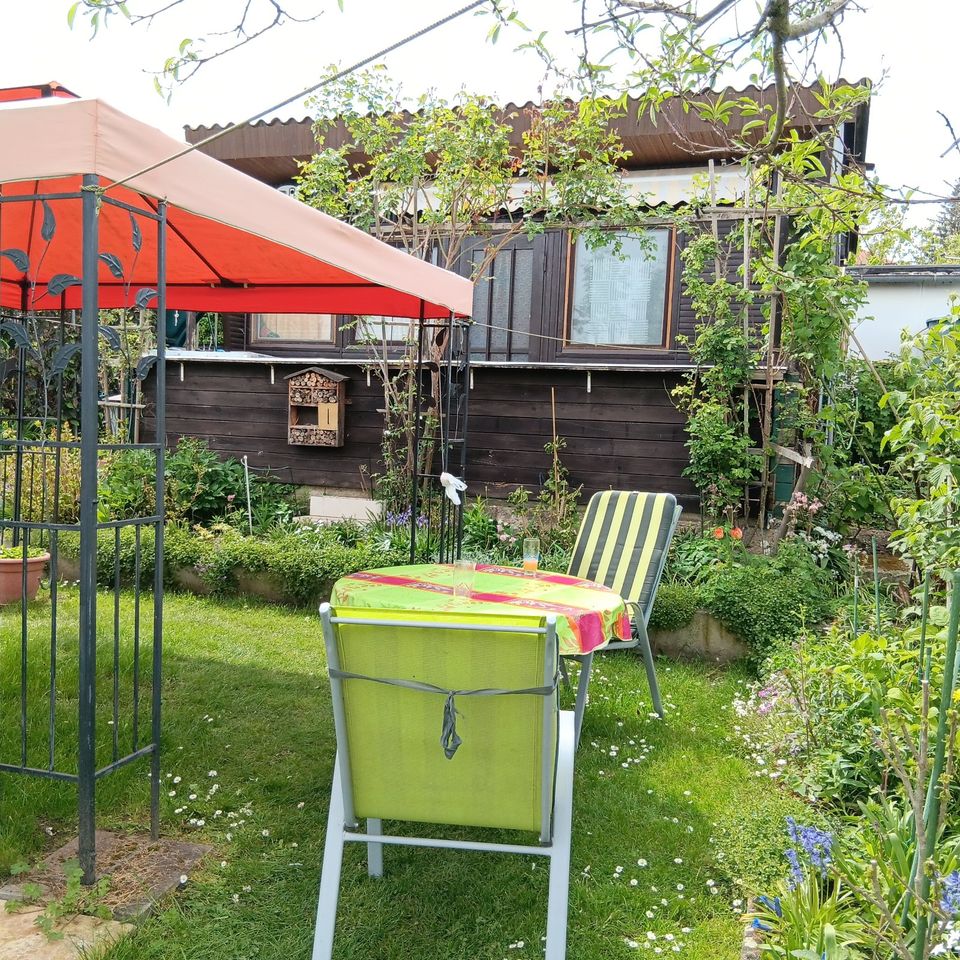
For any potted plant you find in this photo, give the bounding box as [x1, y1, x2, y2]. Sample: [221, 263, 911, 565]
[0, 544, 51, 605]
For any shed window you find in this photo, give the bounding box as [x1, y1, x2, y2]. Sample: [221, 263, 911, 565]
[470, 244, 534, 362]
[356, 317, 416, 344]
[568, 230, 670, 347]
[251, 313, 334, 343]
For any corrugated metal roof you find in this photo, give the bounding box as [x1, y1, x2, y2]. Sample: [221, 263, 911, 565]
[184, 83, 868, 186]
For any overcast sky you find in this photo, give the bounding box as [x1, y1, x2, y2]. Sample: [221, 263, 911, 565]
[3, 0, 957, 224]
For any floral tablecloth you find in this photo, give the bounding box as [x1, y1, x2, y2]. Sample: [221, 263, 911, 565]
[330, 563, 631, 655]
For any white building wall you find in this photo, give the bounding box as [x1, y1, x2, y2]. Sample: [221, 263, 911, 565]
[852, 279, 960, 360]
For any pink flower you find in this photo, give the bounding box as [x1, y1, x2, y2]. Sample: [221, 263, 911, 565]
[227, 494, 236, 502]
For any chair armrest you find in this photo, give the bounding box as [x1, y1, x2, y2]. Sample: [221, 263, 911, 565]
[622, 599, 645, 624]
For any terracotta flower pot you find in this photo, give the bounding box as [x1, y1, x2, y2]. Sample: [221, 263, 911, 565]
[0, 553, 51, 605]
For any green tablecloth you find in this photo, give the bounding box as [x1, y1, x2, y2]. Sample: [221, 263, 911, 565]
[330, 563, 631, 656]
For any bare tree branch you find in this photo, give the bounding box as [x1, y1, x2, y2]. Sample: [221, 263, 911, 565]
[938, 110, 960, 159]
[782, 0, 856, 39]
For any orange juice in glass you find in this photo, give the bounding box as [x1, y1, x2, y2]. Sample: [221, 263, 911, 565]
[522, 537, 540, 572]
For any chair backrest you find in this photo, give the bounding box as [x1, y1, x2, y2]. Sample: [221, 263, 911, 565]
[320, 606, 558, 839]
[567, 491, 681, 620]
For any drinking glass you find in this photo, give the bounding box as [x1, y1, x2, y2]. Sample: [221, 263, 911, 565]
[522, 537, 540, 572]
[452, 559, 476, 597]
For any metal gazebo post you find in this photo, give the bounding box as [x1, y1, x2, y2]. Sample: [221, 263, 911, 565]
[409, 300, 425, 564]
[151, 200, 167, 841]
[77, 174, 100, 884]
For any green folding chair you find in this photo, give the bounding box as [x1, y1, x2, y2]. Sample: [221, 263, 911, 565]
[564, 491, 682, 744]
[312, 604, 575, 960]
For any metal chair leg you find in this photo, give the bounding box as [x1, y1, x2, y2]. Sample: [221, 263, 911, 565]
[635, 615, 663, 718]
[312, 758, 346, 960]
[366, 818, 383, 878]
[572, 653, 593, 748]
[545, 711, 574, 960]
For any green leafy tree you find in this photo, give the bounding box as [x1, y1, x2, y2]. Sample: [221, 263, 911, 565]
[881, 300, 960, 576]
[296, 70, 646, 505]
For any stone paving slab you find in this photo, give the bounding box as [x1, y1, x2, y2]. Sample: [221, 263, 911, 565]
[0, 829, 211, 950]
[0, 907, 132, 959]
[36, 830, 212, 921]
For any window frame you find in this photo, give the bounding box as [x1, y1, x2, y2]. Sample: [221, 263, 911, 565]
[561, 227, 676, 355]
[248, 312, 338, 348]
[463, 233, 538, 363]
[352, 316, 420, 348]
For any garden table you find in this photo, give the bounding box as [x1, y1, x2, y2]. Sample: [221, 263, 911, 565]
[330, 563, 631, 656]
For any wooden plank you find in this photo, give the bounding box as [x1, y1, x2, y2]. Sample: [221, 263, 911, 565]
[468, 466, 696, 496]
[467, 415, 687, 441]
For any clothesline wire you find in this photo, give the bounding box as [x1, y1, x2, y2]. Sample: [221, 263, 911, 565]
[101, 0, 491, 195]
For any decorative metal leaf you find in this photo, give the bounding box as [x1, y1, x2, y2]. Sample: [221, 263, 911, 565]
[98, 325, 122, 349]
[130, 212, 142, 253]
[135, 287, 158, 309]
[0, 248, 29, 273]
[135, 355, 158, 381]
[46, 274, 82, 298]
[41, 200, 56, 242]
[0, 320, 32, 351]
[98, 252, 124, 279]
[0, 359, 17, 381]
[48, 343, 82, 378]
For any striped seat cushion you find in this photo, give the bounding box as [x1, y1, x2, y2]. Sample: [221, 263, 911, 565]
[567, 491, 677, 615]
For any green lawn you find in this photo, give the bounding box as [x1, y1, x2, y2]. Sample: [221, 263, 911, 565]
[0, 589, 766, 958]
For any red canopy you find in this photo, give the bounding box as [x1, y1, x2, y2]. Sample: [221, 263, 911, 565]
[0, 81, 78, 103]
[0, 96, 472, 318]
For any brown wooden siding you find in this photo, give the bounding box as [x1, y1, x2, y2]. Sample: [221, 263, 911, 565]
[221, 222, 769, 368]
[143, 361, 697, 508]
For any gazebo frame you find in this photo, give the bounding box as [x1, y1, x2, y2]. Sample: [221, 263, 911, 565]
[0, 177, 167, 884]
[410, 310, 471, 563]
[0, 92, 471, 885]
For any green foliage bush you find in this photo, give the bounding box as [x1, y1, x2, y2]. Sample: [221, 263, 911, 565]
[58, 527, 157, 588]
[648, 582, 700, 632]
[699, 541, 836, 658]
[99, 438, 300, 533]
[0, 545, 48, 559]
[0, 424, 82, 524]
[680, 401, 759, 521]
[663, 528, 728, 584]
[184, 524, 407, 606]
[755, 599, 954, 808]
[61, 521, 405, 607]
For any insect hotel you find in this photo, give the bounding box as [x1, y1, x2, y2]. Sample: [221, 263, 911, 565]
[286, 367, 348, 447]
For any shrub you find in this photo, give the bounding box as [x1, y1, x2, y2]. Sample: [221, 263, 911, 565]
[700, 546, 836, 659]
[98, 449, 156, 520]
[164, 438, 246, 524]
[0, 545, 48, 559]
[648, 582, 700, 632]
[60, 521, 408, 607]
[750, 605, 950, 808]
[681, 401, 759, 521]
[58, 526, 157, 588]
[461, 492, 578, 572]
[99, 439, 300, 534]
[663, 528, 728, 583]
